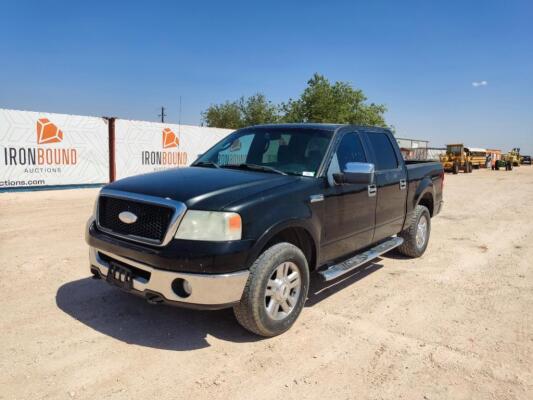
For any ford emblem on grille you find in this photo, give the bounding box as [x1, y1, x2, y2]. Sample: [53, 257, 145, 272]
[118, 211, 138, 224]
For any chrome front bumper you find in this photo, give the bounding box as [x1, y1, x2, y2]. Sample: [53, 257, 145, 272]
[89, 247, 249, 308]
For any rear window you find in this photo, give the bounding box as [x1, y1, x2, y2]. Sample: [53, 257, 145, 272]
[366, 133, 399, 170]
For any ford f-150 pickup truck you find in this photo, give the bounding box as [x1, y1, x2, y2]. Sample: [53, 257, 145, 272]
[86, 124, 443, 336]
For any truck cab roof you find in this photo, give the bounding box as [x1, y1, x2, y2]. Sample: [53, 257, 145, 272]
[250, 123, 392, 134]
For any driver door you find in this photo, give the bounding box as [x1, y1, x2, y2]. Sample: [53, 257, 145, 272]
[320, 132, 377, 263]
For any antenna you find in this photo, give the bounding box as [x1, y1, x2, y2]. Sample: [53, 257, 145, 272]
[158, 106, 167, 123]
[178, 96, 182, 135]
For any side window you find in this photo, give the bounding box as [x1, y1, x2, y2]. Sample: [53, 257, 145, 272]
[366, 133, 399, 170]
[336, 133, 366, 170]
[327, 133, 366, 185]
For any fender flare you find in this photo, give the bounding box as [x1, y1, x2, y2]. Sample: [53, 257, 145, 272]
[245, 218, 320, 270]
[413, 177, 435, 212]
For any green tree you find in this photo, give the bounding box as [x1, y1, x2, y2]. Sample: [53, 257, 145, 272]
[201, 101, 242, 129]
[239, 94, 279, 127]
[201, 74, 388, 128]
[202, 93, 279, 129]
[281, 73, 387, 126]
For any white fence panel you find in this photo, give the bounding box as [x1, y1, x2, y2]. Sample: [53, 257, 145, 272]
[0, 108, 109, 188]
[114, 119, 232, 179]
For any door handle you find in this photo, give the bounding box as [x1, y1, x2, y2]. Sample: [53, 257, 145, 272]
[368, 184, 377, 197]
[399, 179, 407, 190]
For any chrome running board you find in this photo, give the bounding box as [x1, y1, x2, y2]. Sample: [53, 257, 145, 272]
[318, 237, 404, 281]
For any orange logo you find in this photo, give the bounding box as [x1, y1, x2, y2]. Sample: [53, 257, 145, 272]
[162, 128, 179, 149]
[36, 118, 63, 144]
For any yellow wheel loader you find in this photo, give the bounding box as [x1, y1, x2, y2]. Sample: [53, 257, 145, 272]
[439, 144, 473, 174]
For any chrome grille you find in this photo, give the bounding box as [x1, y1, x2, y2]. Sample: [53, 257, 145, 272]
[95, 190, 186, 246]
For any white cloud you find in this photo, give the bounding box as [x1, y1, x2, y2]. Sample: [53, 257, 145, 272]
[472, 80, 488, 87]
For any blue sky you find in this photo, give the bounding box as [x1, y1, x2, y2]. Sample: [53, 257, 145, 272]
[1, 0, 532, 153]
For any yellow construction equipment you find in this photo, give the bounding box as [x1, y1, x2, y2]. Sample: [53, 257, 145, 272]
[494, 148, 520, 171]
[439, 144, 474, 174]
[505, 148, 521, 167]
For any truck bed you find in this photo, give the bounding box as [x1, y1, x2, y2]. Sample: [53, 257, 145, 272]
[405, 160, 443, 181]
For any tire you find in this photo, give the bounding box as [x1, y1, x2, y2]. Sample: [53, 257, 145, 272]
[453, 162, 459, 174]
[233, 242, 310, 337]
[397, 205, 431, 258]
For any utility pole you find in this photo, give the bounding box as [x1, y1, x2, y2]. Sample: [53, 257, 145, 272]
[158, 106, 167, 123]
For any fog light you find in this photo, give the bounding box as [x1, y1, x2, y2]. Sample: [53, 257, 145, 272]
[172, 278, 192, 298]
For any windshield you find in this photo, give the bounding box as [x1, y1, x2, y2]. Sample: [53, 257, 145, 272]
[194, 127, 333, 176]
[447, 145, 463, 155]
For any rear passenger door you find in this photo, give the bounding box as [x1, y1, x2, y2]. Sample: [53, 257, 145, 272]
[363, 132, 408, 242]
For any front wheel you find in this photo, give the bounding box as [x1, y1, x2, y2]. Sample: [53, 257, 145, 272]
[453, 162, 459, 174]
[397, 205, 431, 258]
[233, 242, 310, 337]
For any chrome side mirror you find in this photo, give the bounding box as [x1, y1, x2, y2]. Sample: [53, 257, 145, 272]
[334, 162, 375, 185]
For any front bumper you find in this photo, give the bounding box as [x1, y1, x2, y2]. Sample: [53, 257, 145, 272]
[86, 219, 254, 274]
[89, 247, 249, 309]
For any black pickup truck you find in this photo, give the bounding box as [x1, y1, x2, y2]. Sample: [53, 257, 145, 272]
[86, 124, 443, 336]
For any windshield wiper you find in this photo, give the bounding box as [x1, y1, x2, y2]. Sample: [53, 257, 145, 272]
[223, 163, 287, 175]
[193, 161, 220, 169]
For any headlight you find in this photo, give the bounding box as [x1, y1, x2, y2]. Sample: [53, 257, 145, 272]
[175, 210, 242, 241]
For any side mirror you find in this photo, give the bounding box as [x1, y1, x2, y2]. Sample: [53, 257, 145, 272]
[334, 162, 375, 185]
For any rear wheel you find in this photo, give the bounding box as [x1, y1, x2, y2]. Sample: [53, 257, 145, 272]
[233, 242, 309, 337]
[397, 205, 431, 258]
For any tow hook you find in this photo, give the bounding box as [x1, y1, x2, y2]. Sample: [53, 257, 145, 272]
[145, 292, 164, 305]
[90, 267, 102, 280]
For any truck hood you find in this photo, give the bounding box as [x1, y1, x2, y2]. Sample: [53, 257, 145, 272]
[104, 166, 294, 210]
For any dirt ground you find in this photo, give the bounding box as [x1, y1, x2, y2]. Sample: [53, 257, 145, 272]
[1, 167, 532, 400]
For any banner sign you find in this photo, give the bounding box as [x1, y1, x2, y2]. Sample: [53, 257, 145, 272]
[0, 108, 109, 188]
[114, 119, 232, 179]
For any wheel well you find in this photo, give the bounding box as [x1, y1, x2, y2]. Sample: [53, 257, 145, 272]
[263, 227, 316, 270]
[418, 193, 434, 216]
